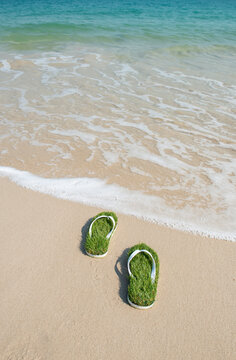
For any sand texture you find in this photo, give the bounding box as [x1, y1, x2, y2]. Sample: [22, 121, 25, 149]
[0, 178, 235, 360]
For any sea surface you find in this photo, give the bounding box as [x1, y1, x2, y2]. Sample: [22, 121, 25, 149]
[0, 0, 236, 240]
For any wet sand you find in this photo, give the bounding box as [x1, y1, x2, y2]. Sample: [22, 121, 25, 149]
[0, 177, 235, 360]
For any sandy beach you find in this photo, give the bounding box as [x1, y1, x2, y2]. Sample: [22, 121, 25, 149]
[1, 1, 236, 359]
[0, 177, 235, 360]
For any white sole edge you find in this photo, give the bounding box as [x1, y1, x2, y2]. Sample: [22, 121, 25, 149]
[127, 295, 154, 310]
[85, 225, 117, 258]
[85, 250, 108, 258]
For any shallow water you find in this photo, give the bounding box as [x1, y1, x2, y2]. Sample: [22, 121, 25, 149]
[0, 0, 236, 240]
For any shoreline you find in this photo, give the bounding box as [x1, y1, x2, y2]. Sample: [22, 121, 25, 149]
[1, 166, 235, 242]
[0, 177, 235, 359]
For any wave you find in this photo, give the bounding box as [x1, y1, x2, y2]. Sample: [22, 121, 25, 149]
[0, 166, 235, 242]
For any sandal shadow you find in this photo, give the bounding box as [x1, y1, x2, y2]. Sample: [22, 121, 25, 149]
[114, 248, 130, 304]
[79, 217, 93, 255]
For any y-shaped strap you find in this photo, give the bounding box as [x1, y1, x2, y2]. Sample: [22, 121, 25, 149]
[89, 215, 116, 240]
[127, 249, 156, 284]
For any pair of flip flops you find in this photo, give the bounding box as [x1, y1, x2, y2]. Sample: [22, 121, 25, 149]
[85, 211, 159, 309]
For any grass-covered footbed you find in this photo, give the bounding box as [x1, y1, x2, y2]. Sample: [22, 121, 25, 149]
[85, 211, 118, 256]
[127, 243, 159, 308]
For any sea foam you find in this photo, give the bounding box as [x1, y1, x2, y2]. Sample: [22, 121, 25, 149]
[0, 166, 235, 242]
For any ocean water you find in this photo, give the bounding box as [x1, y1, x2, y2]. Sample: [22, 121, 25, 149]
[0, 0, 236, 240]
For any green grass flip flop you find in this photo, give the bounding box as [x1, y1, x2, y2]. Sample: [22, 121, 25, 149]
[85, 211, 118, 258]
[127, 243, 159, 309]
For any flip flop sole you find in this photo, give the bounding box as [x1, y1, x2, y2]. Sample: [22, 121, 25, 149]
[127, 295, 154, 310]
[85, 216, 117, 257]
[127, 243, 159, 309]
[85, 250, 108, 258]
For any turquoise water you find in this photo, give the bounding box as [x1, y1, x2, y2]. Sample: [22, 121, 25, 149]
[0, 0, 236, 52]
[0, 1, 236, 239]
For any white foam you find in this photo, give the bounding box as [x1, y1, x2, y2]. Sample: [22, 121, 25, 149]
[49, 129, 96, 144]
[0, 60, 23, 82]
[0, 166, 235, 242]
[130, 167, 151, 177]
[16, 88, 48, 115]
[153, 68, 189, 85]
[43, 87, 83, 102]
[0, 50, 235, 244]
[115, 64, 138, 76]
[101, 149, 119, 165]
[0, 60, 11, 72]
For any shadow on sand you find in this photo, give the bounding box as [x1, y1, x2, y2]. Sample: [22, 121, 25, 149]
[114, 248, 130, 304]
[80, 220, 129, 305]
[79, 217, 93, 255]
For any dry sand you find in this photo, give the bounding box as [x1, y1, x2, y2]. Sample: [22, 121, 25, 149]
[0, 177, 235, 360]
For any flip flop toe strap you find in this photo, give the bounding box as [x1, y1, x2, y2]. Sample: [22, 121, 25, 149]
[89, 215, 116, 239]
[127, 249, 156, 284]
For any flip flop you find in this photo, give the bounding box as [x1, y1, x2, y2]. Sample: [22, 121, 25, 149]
[85, 211, 118, 258]
[127, 243, 159, 309]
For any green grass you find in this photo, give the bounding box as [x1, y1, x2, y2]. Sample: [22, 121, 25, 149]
[127, 243, 159, 307]
[85, 211, 118, 256]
